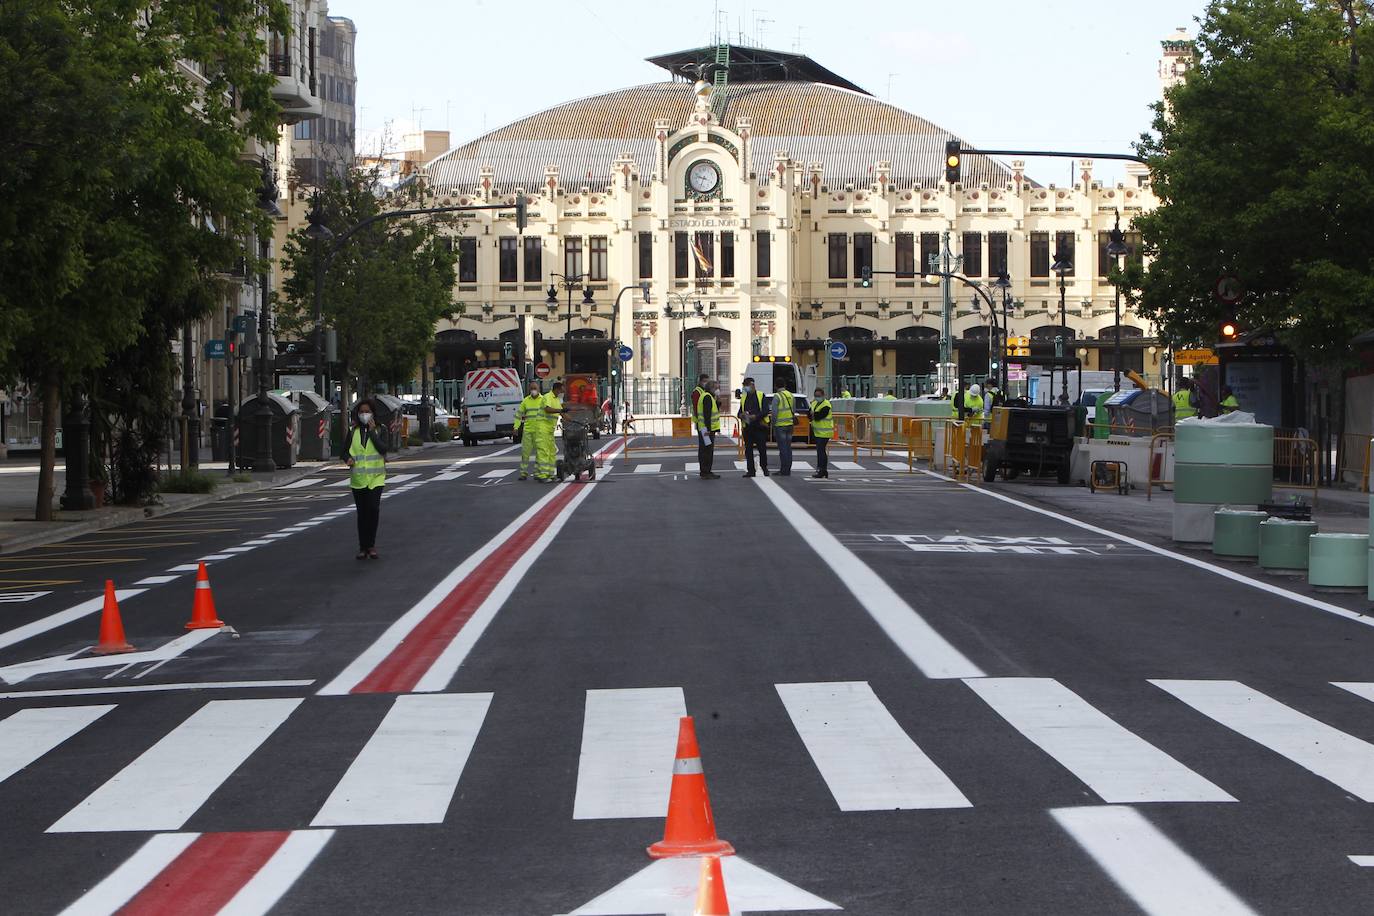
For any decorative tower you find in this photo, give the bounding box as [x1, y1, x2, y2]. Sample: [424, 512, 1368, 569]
[1158, 28, 1195, 107]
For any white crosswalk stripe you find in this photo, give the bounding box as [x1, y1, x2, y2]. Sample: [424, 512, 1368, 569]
[633, 464, 661, 474]
[0, 705, 114, 785]
[831, 461, 865, 471]
[574, 687, 686, 820]
[880, 461, 911, 471]
[480, 469, 514, 479]
[274, 478, 324, 490]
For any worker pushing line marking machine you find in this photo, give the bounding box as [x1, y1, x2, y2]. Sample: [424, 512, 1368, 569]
[556, 418, 598, 482]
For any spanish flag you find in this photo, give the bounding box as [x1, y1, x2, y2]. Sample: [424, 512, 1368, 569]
[692, 233, 713, 276]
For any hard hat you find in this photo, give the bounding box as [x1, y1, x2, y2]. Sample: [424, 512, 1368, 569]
[969, 384, 982, 396]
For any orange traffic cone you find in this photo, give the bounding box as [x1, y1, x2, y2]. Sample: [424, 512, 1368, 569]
[647, 716, 735, 858]
[694, 856, 732, 916]
[92, 580, 134, 655]
[185, 563, 225, 630]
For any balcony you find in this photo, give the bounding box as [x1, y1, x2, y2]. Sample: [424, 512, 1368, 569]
[268, 53, 322, 124]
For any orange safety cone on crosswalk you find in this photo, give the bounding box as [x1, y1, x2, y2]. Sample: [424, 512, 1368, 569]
[92, 580, 134, 655]
[185, 563, 225, 630]
[647, 716, 735, 859]
[694, 856, 732, 916]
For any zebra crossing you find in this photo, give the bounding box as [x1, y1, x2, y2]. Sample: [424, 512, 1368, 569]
[6, 676, 1374, 838]
[622, 457, 920, 476]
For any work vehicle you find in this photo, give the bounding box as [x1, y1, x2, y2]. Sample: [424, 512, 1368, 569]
[982, 405, 1077, 484]
[459, 367, 522, 447]
[563, 373, 605, 439]
[555, 418, 597, 481]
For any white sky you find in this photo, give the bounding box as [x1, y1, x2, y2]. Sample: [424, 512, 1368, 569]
[342, 0, 1205, 185]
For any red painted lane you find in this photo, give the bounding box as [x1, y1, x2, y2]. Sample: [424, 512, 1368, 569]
[351, 436, 624, 695]
[119, 831, 289, 915]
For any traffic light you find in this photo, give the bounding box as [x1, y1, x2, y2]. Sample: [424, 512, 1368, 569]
[1219, 316, 1241, 343]
[944, 140, 962, 185]
[860, 265, 872, 288]
[515, 191, 528, 233]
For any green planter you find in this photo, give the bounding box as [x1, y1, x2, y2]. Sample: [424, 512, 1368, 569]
[1175, 423, 1273, 466]
[1213, 509, 1266, 559]
[1174, 464, 1273, 505]
[1308, 534, 1369, 589]
[1259, 519, 1316, 573]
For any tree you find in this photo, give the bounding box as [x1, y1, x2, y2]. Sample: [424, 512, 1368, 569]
[278, 167, 459, 407]
[0, 1, 288, 519]
[1129, 0, 1374, 365]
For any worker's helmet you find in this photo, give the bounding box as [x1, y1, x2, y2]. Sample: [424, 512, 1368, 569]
[969, 384, 982, 397]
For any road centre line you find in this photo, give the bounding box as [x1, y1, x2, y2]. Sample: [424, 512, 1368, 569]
[573, 687, 686, 820]
[0, 589, 147, 653]
[1052, 806, 1256, 915]
[0, 679, 314, 700]
[0, 705, 114, 785]
[752, 477, 985, 679]
[924, 469, 1374, 630]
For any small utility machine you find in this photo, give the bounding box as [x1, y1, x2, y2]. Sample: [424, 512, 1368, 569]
[982, 406, 1077, 484]
[556, 418, 597, 482]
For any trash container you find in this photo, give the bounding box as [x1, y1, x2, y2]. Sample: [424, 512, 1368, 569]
[210, 402, 231, 462]
[235, 392, 301, 469]
[1103, 389, 1173, 437]
[294, 390, 336, 461]
[358, 394, 404, 452]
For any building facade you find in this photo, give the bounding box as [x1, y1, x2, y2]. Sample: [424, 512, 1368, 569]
[289, 6, 356, 186]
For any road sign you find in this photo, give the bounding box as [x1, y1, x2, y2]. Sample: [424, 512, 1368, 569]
[231, 315, 254, 335]
[204, 339, 227, 359]
[1215, 274, 1244, 305]
[1175, 348, 1219, 366]
[534, 362, 551, 379]
[1009, 369, 1028, 381]
[829, 340, 848, 361]
[617, 344, 633, 362]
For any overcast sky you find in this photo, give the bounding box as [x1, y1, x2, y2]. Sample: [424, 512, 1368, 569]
[341, 0, 1206, 185]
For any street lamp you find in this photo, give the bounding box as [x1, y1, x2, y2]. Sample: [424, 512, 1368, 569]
[253, 164, 285, 474]
[1051, 245, 1074, 405]
[663, 292, 704, 414]
[304, 192, 334, 402]
[992, 272, 1012, 392]
[1105, 209, 1130, 392]
[546, 273, 594, 378]
[607, 282, 650, 433]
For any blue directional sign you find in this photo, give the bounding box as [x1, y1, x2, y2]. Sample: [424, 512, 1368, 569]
[618, 344, 634, 363]
[204, 339, 227, 359]
[231, 315, 254, 335]
[828, 340, 848, 361]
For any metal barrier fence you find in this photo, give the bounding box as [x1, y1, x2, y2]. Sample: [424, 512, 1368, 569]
[623, 414, 741, 453]
[943, 422, 983, 482]
[1338, 433, 1372, 491]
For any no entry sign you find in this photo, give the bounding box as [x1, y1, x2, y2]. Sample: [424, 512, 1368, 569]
[535, 362, 552, 379]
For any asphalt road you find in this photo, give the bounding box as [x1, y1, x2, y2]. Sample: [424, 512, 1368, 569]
[2, 436, 1374, 914]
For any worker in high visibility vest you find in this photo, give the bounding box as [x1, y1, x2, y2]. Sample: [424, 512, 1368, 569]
[964, 384, 986, 426]
[810, 387, 833, 479]
[537, 381, 568, 481]
[694, 378, 721, 479]
[514, 381, 544, 480]
[951, 383, 966, 420]
[1173, 377, 1198, 421]
[840, 388, 853, 399]
[689, 373, 709, 418]
[345, 398, 388, 560]
[1220, 385, 1240, 414]
[770, 382, 797, 475]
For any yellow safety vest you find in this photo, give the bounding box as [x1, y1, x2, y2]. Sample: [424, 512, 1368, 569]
[840, 390, 852, 399]
[1173, 389, 1197, 420]
[774, 390, 795, 426]
[811, 399, 834, 438]
[542, 392, 563, 422]
[964, 394, 985, 422]
[515, 394, 545, 430]
[348, 428, 385, 489]
[1220, 395, 1239, 414]
[695, 391, 721, 432]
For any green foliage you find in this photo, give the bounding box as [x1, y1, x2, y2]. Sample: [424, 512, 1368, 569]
[232, 473, 254, 483]
[159, 470, 219, 495]
[406, 432, 424, 447]
[278, 167, 460, 395]
[1132, 0, 1374, 365]
[432, 423, 453, 442]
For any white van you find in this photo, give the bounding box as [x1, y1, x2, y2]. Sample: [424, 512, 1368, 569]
[460, 367, 523, 446]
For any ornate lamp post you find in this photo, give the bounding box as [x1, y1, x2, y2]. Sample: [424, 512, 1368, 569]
[547, 273, 594, 378]
[1105, 209, 1130, 392]
[252, 165, 285, 473]
[1051, 244, 1074, 405]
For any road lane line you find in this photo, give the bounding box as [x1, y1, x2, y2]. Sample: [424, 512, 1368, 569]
[322, 438, 625, 695]
[1332, 682, 1374, 704]
[198, 553, 233, 561]
[831, 461, 864, 471]
[1152, 679, 1374, 800]
[58, 832, 200, 916]
[0, 589, 147, 653]
[1349, 856, 1374, 866]
[964, 678, 1234, 803]
[216, 830, 335, 916]
[574, 687, 686, 820]
[752, 477, 984, 679]
[880, 461, 912, 471]
[0, 705, 114, 785]
[312, 693, 491, 826]
[48, 698, 302, 833]
[434, 471, 469, 481]
[777, 681, 971, 810]
[633, 464, 661, 474]
[0, 679, 313, 700]
[480, 469, 514, 479]
[274, 478, 323, 490]
[134, 575, 180, 585]
[1052, 806, 1256, 915]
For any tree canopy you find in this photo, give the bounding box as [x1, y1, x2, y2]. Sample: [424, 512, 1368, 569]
[1131, 0, 1374, 365]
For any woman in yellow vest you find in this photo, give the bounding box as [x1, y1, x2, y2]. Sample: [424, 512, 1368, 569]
[514, 381, 544, 480]
[810, 387, 834, 478]
[345, 399, 388, 560]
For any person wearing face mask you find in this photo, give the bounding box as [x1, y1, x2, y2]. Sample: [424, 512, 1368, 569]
[345, 398, 388, 560]
[737, 376, 769, 478]
[514, 381, 544, 480]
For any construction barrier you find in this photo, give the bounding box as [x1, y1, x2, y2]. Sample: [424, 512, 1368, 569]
[1273, 435, 1319, 506]
[1146, 432, 1175, 501]
[623, 415, 741, 454]
[943, 422, 984, 482]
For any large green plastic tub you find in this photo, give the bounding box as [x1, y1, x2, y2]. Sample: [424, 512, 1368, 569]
[1175, 422, 1274, 465]
[1258, 519, 1316, 572]
[914, 400, 953, 419]
[1308, 534, 1369, 588]
[1213, 509, 1267, 558]
[1174, 464, 1273, 505]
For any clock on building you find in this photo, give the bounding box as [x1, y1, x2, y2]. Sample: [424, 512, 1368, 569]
[687, 159, 720, 195]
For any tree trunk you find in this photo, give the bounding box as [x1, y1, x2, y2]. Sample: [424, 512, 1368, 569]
[35, 370, 58, 521]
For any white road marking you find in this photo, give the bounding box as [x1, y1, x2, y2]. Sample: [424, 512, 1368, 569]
[0, 589, 147, 653]
[734, 461, 749, 471]
[312, 693, 491, 826]
[198, 554, 233, 561]
[134, 575, 180, 585]
[685, 462, 699, 473]
[0, 630, 219, 685]
[480, 469, 513, 479]
[168, 564, 202, 572]
[221, 546, 258, 554]
[57, 832, 200, 916]
[325, 479, 352, 487]
[240, 540, 275, 546]
[49, 698, 302, 833]
[274, 478, 323, 490]
[1153, 679, 1374, 800]
[433, 471, 468, 481]
[382, 473, 420, 485]
[568, 855, 839, 914]
[788, 459, 813, 470]
[1349, 855, 1374, 866]
[753, 478, 984, 679]
[1332, 682, 1374, 704]
[261, 533, 294, 540]
[573, 687, 686, 820]
[964, 678, 1234, 803]
[831, 461, 865, 471]
[1052, 806, 1256, 916]
[0, 590, 52, 603]
[0, 679, 314, 700]
[0, 705, 115, 784]
[880, 461, 911, 471]
[633, 464, 661, 474]
[216, 830, 335, 916]
[777, 681, 970, 810]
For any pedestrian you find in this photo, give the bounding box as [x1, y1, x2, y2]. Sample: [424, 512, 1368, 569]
[600, 396, 614, 433]
[810, 387, 833, 478]
[695, 378, 721, 479]
[1173, 377, 1198, 421]
[882, 390, 896, 399]
[690, 373, 709, 417]
[515, 380, 544, 480]
[951, 383, 966, 420]
[737, 376, 769, 477]
[1220, 385, 1240, 414]
[985, 382, 1003, 409]
[938, 386, 950, 400]
[345, 399, 387, 560]
[840, 388, 853, 399]
[621, 403, 636, 435]
[964, 383, 985, 425]
[771, 381, 796, 475]
[538, 381, 569, 481]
